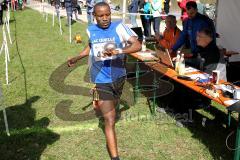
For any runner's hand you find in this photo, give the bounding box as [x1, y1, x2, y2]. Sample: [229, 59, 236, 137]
[68, 57, 78, 67]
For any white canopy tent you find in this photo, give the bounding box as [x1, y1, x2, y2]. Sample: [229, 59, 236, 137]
[216, 0, 240, 62]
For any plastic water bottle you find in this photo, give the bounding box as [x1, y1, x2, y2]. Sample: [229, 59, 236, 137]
[178, 53, 185, 75]
[175, 51, 181, 73]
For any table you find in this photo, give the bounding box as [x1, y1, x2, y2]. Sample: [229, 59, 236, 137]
[129, 50, 240, 160]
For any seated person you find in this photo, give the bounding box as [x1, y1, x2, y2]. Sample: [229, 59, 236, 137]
[155, 15, 181, 57]
[196, 27, 227, 81]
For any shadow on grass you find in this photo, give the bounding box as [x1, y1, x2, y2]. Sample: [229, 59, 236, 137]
[0, 96, 60, 160]
[156, 80, 235, 159]
[188, 107, 235, 159]
[50, 60, 133, 122]
[125, 60, 174, 112]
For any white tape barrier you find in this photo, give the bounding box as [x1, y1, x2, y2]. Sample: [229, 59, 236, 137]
[58, 13, 63, 35]
[5, 17, 12, 45]
[52, 9, 54, 26]
[0, 85, 10, 136]
[0, 25, 10, 85]
[3, 108, 10, 136]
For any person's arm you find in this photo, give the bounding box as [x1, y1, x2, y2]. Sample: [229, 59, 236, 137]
[103, 37, 141, 56]
[171, 22, 188, 52]
[122, 37, 142, 54]
[103, 23, 141, 56]
[117, 23, 142, 54]
[68, 45, 90, 67]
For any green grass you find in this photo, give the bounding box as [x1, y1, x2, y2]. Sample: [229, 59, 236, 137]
[0, 8, 236, 160]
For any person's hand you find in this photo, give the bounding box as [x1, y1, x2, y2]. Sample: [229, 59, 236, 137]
[172, 56, 177, 62]
[68, 57, 78, 67]
[102, 49, 118, 57]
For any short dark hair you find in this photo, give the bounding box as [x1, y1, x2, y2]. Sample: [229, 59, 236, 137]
[199, 27, 214, 39]
[186, 1, 197, 10]
[93, 2, 110, 14]
[166, 15, 176, 21]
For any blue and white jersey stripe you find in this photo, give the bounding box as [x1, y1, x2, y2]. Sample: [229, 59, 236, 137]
[87, 21, 137, 84]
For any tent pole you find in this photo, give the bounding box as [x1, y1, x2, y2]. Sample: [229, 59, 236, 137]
[122, 0, 127, 23]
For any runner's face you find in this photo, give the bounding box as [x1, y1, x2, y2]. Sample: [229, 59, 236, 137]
[94, 5, 111, 29]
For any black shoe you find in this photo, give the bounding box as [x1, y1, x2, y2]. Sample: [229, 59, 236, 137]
[111, 157, 120, 160]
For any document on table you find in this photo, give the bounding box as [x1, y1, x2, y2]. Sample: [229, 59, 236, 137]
[224, 99, 239, 106]
[184, 66, 199, 74]
[135, 51, 157, 60]
[214, 84, 234, 93]
[188, 73, 210, 80]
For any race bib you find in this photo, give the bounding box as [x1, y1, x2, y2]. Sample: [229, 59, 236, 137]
[92, 42, 117, 61]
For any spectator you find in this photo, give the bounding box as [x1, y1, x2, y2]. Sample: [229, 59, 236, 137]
[177, 0, 194, 23]
[196, 27, 226, 80]
[86, 0, 95, 25]
[11, 0, 17, 10]
[171, 1, 215, 60]
[156, 15, 181, 57]
[54, 0, 61, 18]
[128, 0, 139, 28]
[177, 0, 205, 24]
[18, 0, 23, 10]
[163, 0, 170, 14]
[65, 0, 73, 25]
[143, 0, 152, 37]
[60, 0, 65, 9]
[139, 0, 147, 36]
[68, 3, 141, 160]
[72, 0, 79, 20]
[149, 0, 162, 35]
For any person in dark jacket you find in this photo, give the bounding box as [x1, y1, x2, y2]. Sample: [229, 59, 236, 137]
[72, 0, 79, 20]
[139, 0, 150, 37]
[65, 0, 73, 25]
[164, 0, 170, 14]
[171, 1, 215, 56]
